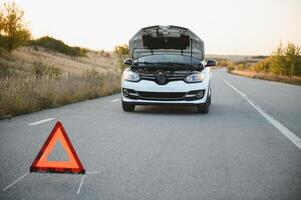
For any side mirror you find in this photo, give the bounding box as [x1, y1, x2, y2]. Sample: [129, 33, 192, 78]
[206, 59, 217, 67]
[123, 58, 133, 66]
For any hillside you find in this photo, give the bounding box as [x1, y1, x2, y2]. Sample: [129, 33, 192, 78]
[0, 47, 122, 118]
[8, 47, 119, 74]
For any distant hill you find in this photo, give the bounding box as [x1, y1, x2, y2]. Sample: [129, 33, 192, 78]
[206, 54, 268, 62]
[29, 36, 87, 57]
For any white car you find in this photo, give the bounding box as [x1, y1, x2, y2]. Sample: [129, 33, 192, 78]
[121, 25, 216, 114]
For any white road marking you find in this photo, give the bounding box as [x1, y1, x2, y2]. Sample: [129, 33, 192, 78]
[111, 99, 120, 103]
[2, 172, 29, 192]
[28, 118, 56, 126]
[221, 77, 301, 150]
[86, 171, 102, 174]
[76, 175, 86, 195]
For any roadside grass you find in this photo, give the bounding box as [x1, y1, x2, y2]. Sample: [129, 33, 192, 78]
[230, 69, 301, 86]
[226, 42, 301, 86]
[0, 48, 121, 118]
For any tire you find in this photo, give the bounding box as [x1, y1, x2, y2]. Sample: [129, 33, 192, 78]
[197, 102, 209, 114]
[122, 101, 135, 112]
[197, 95, 210, 114]
[208, 87, 212, 105]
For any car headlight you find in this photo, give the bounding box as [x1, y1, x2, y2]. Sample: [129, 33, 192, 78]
[123, 70, 140, 82]
[184, 72, 205, 83]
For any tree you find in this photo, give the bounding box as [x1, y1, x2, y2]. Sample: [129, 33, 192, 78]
[114, 44, 129, 57]
[270, 42, 301, 76]
[114, 44, 129, 70]
[285, 42, 301, 76]
[0, 9, 4, 31]
[0, 2, 31, 52]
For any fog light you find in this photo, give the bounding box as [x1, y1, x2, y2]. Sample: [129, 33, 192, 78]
[123, 89, 129, 97]
[196, 90, 204, 98]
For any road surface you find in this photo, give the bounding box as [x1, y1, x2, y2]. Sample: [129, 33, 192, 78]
[1, 68, 301, 200]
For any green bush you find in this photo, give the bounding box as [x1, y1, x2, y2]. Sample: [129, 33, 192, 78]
[114, 44, 130, 71]
[270, 42, 301, 76]
[250, 57, 271, 73]
[249, 42, 301, 76]
[29, 36, 86, 57]
[227, 64, 235, 73]
[114, 44, 129, 57]
[237, 63, 247, 70]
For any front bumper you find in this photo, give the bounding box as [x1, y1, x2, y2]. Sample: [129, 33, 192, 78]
[122, 96, 207, 106]
[121, 80, 209, 105]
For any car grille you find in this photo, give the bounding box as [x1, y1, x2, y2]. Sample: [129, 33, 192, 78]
[140, 73, 186, 85]
[137, 91, 186, 101]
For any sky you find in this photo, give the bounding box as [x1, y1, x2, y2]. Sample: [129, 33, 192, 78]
[13, 0, 301, 55]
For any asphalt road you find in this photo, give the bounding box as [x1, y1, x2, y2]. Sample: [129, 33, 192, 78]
[1, 68, 301, 200]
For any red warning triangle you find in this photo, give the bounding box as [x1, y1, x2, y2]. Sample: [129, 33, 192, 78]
[30, 121, 85, 174]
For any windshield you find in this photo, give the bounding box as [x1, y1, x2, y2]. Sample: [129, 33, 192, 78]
[136, 54, 201, 67]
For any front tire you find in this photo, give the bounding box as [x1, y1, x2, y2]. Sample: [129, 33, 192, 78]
[197, 102, 209, 114]
[208, 91, 211, 105]
[208, 87, 211, 105]
[197, 94, 210, 114]
[122, 101, 135, 112]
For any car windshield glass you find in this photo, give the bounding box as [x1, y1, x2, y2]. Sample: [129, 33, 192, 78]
[137, 55, 200, 67]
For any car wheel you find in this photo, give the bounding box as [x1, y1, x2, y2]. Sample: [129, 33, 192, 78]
[208, 92, 211, 105]
[197, 96, 210, 114]
[122, 101, 135, 112]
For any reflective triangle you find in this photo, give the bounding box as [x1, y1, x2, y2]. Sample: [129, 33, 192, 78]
[30, 121, 85, 174]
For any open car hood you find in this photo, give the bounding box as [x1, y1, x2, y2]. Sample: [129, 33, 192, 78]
[129, 25, 204, 60]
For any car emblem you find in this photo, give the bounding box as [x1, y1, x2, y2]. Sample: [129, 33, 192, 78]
[157, 74, 168, 85]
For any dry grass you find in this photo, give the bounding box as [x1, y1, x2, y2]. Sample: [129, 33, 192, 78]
[0, 47, 121, 118]
[230, 69, 301, 86]
[11, 47, 117, 74]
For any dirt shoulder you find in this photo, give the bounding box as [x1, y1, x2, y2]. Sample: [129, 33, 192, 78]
[229, 69, 301, 86]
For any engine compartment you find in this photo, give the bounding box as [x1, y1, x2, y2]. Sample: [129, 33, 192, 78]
[134, 68, 191, 77]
